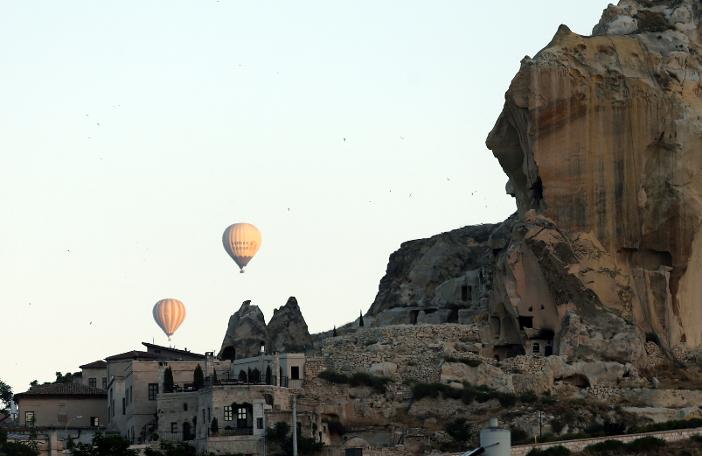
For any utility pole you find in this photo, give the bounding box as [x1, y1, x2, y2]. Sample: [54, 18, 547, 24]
[292, 395, 298, 456]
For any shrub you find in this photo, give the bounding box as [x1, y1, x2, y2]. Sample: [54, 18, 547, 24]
[631, 418, 702, 433]
[349, 372, 391, 394]
[511, 428, 530, 445]
[444, 356, 482, 367]
[520, 391, 538, 404]
[550, 418, 565, 434]
[411, 383, 444, 400]
[584, 440, 625, 453]
[318, 370, 349, 384]
[626, 436, 665, 452]
[497, 392, 517, 407]
[527, 446, 571, 456]
[318, 371, 390, 393]
[445, 418, 471, 443]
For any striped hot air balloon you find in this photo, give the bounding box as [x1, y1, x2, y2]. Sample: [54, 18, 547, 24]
[223, 223, 262, 273]
[153, 298, 186, 340]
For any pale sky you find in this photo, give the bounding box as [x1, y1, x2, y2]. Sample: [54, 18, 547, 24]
[0, 1, 610, 394]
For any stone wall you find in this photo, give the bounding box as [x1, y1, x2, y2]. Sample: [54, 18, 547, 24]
[315, 324, 482, 384]
[509, 427, 702, 456]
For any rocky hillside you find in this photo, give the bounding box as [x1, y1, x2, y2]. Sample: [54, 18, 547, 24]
[368, 0, 702, 365]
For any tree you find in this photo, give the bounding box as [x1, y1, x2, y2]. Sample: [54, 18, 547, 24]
[210, 417, 219, 435]
[332, 326, 337, 337]
[0, 378, 12, 411]
[193, 365, 204, 390]
[70, 433, 136, 456]
[29, 380, 38, 387]
[163, 367, 174, 393]
[211, 369, 218, 385]
[359, 311, 364, 327]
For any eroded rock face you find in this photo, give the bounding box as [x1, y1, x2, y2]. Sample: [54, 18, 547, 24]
[219, 300, 267, 360]
[368, 0, 702, 364]
[267, 296, 313, 353]
[487, 0, 702, 350]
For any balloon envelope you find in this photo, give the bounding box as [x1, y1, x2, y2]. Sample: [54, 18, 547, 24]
[223, 223, 262, 273]
[153, 298, 186, 340]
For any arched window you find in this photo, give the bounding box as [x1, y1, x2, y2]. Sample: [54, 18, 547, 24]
[265, 366, 272, 385]
[238, 370, 247, 383]
[250, 368, 261, 383]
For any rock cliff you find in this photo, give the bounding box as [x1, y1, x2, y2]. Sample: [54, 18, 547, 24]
[219, 297, 313, 359]
[219, 300, 268, 360]
[267, 296, 313, 352]
[368, 0, 702, 364]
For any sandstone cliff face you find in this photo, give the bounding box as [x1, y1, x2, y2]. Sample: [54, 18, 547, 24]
[267, 296, 313, 352]
[368, 0, 702, 363]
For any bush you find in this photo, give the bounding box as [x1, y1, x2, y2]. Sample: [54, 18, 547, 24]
[318, 371, 390, 394]
[318, 371, 348, 384]
[584, 440, 625, 453]
[631, 418, 702, 434]
[527, 446, 571, 456]
[445, 418, 471, 443]
[511, 428, 530, 445]
[497, 392, 517, 407]
[520, 391, 538, 404]
[444, 356, 481, 367]
[626, 436, 665, 452]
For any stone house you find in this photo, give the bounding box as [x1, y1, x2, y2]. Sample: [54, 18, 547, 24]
[105, 342, 231, 444]
[156, 352, 325, 455]
[79, 360, 107, 390]
[13, 383, 107, 429]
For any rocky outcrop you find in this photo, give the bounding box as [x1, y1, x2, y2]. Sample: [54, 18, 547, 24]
[219, 300, 267, 360]
[267, 297, 312, 353]
[367, 223, 499, 327]
[219, 297, 313, 359]
[487, 0, 702, 351]
[367, 0, 702, 365]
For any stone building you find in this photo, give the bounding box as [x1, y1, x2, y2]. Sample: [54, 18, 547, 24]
[156, 352, 323, 455]
[105, 342, 231, 444]
[13, 383, 107, 429]
[79, 360, 107, 390]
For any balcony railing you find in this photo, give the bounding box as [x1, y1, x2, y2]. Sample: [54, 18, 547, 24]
[211, 427, 253, 437]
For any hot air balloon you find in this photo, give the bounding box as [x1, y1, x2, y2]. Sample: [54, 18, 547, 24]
[223, 223, 262, 273]
[153, 298, 186, 340]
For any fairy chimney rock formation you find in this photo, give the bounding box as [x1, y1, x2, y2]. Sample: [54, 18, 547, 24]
[219, 300, 268, 360]
[266, 296, 313, 353]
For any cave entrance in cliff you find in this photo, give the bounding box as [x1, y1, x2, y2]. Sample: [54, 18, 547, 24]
[561, 374, 590, 388]
[447, 309, 459, 323]
[409, 310, 419, 325]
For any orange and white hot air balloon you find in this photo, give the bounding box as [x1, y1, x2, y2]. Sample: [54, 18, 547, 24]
[152, 298, 186, 340]
[222, 223, 262, 273]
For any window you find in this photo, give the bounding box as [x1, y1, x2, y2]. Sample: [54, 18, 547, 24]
[171, 422, 178, 433]
[88, 377, 97, 388]
[25, 411, 35, 425]
[237, 407, 247, 420]
[148, 383, 159, 400]
[207, 408, 211, 421]
[183, 402, 188, 411]
[532, 343, 541, 354]
[90, 417, 100, 427]
[461, 285, 471, 302]
[102, 377, 107, 389]
[122, 398, 126, 415]
[291, 366, 300, 380]
[202, 409, 206, 423]
[257, 418, 264, 430]
[224, 406, 233, 421]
